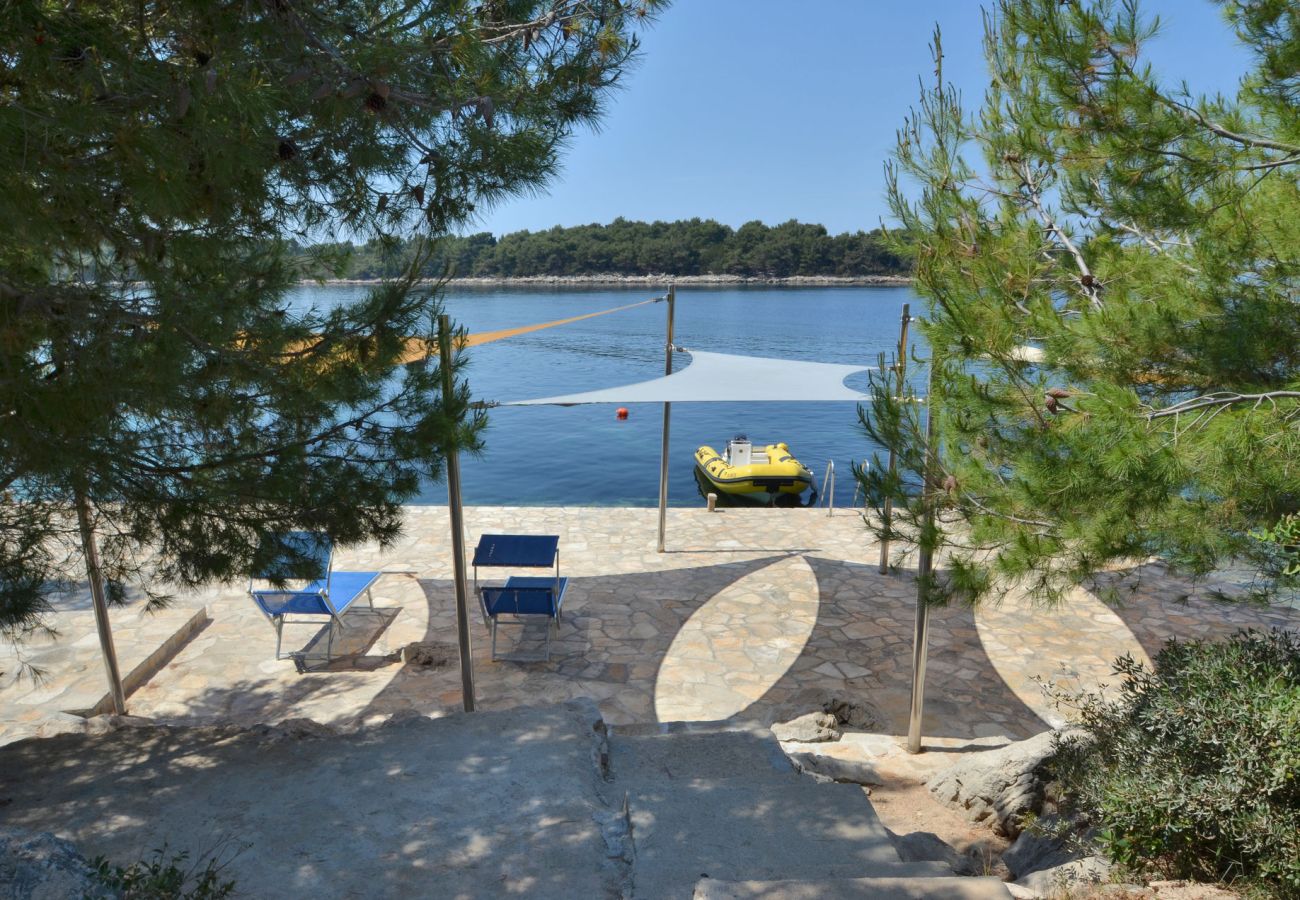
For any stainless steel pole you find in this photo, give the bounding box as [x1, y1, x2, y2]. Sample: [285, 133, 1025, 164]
[880, 303, 910, 573]
[656, 286, 676, 553]
[74, 488, 126, 716]
[439, 315, 475, 712]
[907, 358, 937, 754]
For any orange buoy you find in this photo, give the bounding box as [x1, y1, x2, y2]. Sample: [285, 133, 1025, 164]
[616, 407, 629, 420]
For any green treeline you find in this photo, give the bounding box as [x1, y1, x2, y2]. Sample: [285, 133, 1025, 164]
[296, 218, 908, 280]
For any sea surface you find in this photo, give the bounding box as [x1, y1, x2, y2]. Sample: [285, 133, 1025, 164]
[286, 284, 925, 507]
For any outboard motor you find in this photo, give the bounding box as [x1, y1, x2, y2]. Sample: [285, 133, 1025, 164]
[727, 434, 752, 467]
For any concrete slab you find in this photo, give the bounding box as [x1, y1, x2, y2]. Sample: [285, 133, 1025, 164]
[0, 701, 623, 899]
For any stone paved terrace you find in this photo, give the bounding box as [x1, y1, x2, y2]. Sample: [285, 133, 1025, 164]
[3, 506, 1298, 745]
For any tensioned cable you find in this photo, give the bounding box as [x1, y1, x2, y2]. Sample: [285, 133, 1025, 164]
[396, 293, 665, 364]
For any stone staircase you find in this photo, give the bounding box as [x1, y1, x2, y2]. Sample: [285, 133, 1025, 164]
[606, 721, 1012, 899]
[0, 701, 1012, 898]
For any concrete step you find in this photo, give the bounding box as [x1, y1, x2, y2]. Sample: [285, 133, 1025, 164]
[611, 724, 796, 782]
[694, 875, 1015, 899]
[609, 724, 941, 898]
[619, 776, 916, 899]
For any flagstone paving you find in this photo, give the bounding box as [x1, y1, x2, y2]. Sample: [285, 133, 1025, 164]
[0, 589, 210, 744]
[974, 586, 1157, 729]
[4, 506, 1298, 747]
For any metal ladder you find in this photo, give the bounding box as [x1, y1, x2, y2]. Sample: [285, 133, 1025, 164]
[818, 460, 836, 517]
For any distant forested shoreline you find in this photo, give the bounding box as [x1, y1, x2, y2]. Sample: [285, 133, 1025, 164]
[291, 218, 909, 281]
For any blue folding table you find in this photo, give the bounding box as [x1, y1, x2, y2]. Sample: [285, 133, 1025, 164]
[471, 534, 567, 660]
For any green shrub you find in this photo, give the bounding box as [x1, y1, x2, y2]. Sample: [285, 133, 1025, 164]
[1051, 630, 1300, 897]
[91, 845, 236, 899]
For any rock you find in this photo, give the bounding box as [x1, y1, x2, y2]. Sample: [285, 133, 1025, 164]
[1004, 883, 1042, 899]
[887, 829, 980, 876]
[771, 712, 840, 743]
[379, 710, 432, 729]
[0, 828, 117, 899]
[593, 794, 633, 864]
[822, 696, 880, 730]
[82, 715, 155, 736]
[33, 714, 89, 739]
[399, 642, 459, 668]
[252, 718, 338, 742]
[1002, 815, 1091, 879]
[928, 729, 1085, 838]
[1014, 855, 1111, 896]
[1146, 880, 1239, 898]
[786, 751, 882, 787]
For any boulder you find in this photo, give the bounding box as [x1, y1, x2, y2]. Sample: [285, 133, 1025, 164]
[770, 712, 840, 743]
[1014, 855, 1111, 896]
[252, 718, 338, 742]
[379, 710, 433, 729]
[33, 714, 90, 739]
[786, 751, 882, 787]
[928, 729, 1085, 838]
[0, 828, 117, 899]
[888, 829, 981, 876]
[82, 715, 155, 736]
[1001, 815, 1092, 879]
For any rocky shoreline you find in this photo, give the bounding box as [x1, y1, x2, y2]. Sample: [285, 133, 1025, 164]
[303, 273, 912, 288]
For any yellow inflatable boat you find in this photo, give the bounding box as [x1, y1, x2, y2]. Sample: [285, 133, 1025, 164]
[694, 436, 814, 498]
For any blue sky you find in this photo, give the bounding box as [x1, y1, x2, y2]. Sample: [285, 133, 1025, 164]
[472, 1, 1254, 237]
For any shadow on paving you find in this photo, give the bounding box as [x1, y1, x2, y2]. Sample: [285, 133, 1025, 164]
[139, 608, 405, 725]
[152, 557, 792, 730]
[1089, 563, 1300, 663]
[711, 557, 1051, 740]
[395, 555, 794, 720]
[0, 703, 623, 899]
[367, 553, 1049, 740]
[151, 551, 1051, 741]
[297, 608, 402, 671]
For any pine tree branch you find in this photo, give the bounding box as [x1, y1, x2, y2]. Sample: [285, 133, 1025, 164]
[1146, 391, 1300, 420]
[1104, 217, 1199, 275]
[1099, 44, 1300, 157]
[960, 491, 1056, 531]
[1014, 162, 1104, 312]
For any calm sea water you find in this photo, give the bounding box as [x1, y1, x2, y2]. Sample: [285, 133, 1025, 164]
[286, 284, 923, 507]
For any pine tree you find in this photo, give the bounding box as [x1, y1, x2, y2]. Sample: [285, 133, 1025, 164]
[858, 0, 1300, 604]
[0, 0, 662, 640]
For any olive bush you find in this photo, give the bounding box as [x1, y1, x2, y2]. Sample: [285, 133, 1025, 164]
[1052, 630, 1300, 896]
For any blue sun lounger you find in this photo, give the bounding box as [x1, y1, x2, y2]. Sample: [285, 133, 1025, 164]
[472, 534, 567, 661]
[479, 577, 570, 661]
[248, 531, 381, 661]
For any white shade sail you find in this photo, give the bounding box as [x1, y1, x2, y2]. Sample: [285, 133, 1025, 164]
[507, 350, 873, 406]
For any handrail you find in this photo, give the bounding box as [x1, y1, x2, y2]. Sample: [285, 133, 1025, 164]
[819, 460, 836, 517]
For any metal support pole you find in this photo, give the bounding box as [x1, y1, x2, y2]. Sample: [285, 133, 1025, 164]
[907, 359, 937, 754]
[439, 315, 475, 712]
[74, 488, 126, 716]
[880, 304, 911, 573]
[656, 285, 676, 553]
